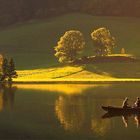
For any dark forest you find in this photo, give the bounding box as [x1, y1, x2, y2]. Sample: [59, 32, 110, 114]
[0, 0, 140, 26]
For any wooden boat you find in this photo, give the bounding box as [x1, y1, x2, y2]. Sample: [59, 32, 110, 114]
[102, 106, 140, 113]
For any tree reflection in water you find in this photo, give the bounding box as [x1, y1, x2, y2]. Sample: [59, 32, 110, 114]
[91, 118, 110, 136]
[55, 95, 86, 132]
[55, 94, 111, 136]
[0, 84, 16, 111]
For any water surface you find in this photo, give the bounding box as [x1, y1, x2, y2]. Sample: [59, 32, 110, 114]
[0, 83, 140, 140]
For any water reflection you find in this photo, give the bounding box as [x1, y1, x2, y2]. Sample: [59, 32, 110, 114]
[0, 84, 16, 111]
[91, 118, 110, 136]
[122, 115, 128, 128]
[55, 95, 86, 132]
[102, 112, 140, 128]
[16, 84, 110, 94]
[55, 94, 111, 136]
[122, 114, 140, 128]
[134, 114, 140, 128]
[0, 83, 139, 139]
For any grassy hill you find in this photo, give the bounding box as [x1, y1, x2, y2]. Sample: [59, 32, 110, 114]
[0, 13, 140, 80]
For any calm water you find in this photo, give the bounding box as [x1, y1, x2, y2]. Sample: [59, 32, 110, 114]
[0, 83, 140, 140]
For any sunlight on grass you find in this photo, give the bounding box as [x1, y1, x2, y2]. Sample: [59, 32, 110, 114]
[14, 65, 140, 82]
[63, 70, 113, 79]
[15, 66, 116, 82]
[16, 66, 83, 80]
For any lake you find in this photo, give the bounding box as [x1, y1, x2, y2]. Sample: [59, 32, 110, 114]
[0, 83, 140, 140]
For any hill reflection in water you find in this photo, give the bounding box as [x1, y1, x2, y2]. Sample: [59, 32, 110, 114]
[15, 84, 110, 94]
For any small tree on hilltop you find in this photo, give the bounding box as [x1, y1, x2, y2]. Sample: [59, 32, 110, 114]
[54, 30, 86, 63]
[91, 27, 116, 56]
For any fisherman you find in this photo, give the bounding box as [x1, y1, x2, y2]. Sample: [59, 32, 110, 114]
[134, 97, 140, 108]
[122, 97, 129, 108]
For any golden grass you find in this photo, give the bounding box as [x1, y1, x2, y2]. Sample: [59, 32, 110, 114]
[14, 66, 140, 82]
[16, 66, 83, 81]
[15, 66, 115, 82]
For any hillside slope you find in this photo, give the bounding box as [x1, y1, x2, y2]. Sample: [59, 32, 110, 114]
[0, 13, 140, 72]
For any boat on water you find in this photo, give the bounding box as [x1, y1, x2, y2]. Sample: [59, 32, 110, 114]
[102, 106, 140, 113]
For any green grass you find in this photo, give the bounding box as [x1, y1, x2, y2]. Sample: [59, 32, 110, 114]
[0, 13, 140, 79]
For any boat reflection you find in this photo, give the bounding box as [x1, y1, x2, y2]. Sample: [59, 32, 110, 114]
[134, 114, 140, 128]
[122, 115, 129, 128]
[102, 112, 140, 128]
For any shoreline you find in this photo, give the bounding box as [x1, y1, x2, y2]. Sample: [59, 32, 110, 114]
[13, 79, 140, 84]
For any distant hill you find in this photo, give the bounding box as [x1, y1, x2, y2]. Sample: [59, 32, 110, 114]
[0, 0, 140, 26]
[0, 14, 140, 70]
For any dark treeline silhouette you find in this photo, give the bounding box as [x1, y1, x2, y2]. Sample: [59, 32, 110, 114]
[0, 0, 140, 26]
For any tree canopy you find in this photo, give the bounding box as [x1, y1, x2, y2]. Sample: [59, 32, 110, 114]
[91, 27, 116, 56]
[1, 57, 17, 82]
[55, 30, 85, 63]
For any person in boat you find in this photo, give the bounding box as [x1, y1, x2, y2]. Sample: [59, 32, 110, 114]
[122, 97, 129, 108]
[134, 97, 140, 108]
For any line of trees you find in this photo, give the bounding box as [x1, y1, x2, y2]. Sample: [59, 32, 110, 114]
[54, 28, 116, 63]
[0, 0, 140, 26]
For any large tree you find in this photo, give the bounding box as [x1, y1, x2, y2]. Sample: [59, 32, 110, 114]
[55, 30, 85, 63]
[91, 27, 116, 56]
